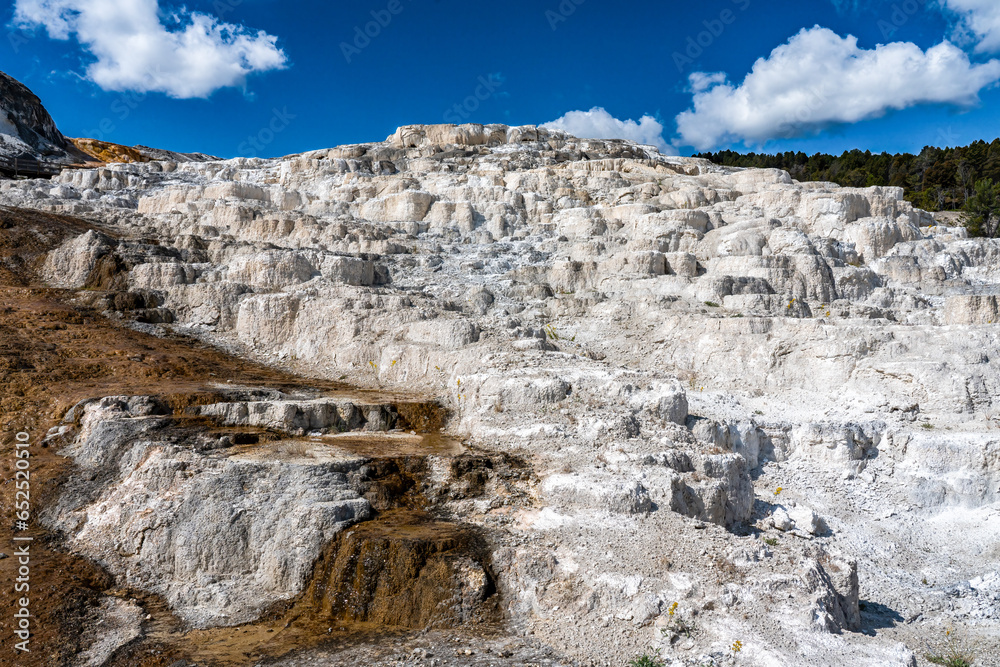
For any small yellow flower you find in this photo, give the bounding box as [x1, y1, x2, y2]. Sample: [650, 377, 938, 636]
[668, 601, 678, 616]
[774, 487, 783, 496]
[390, 359, 398, 367]
[732, 639, 743, 653]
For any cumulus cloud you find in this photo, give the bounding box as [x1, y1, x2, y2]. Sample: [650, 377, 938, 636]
[675, 26, 1000, 151]
[542, 107, 673, 154]
[943, 0, 1000, 53]
[13, 0, 288, 98]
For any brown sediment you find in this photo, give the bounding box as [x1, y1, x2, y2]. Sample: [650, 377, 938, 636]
[395, 400, 448, 433]
[301, 509, 499, 629]
[81, 252, 128, 291]
[354, 456, 433, 512]
[319, 430, 464, 459]
[0, 205, 507, 666]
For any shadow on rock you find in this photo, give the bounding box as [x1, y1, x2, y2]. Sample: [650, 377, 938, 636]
[859, 599, 904, 635]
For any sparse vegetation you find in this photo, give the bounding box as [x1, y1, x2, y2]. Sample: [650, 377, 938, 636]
[926, 657, 974, 667]
[628, 650, 665, 667]
[925, 628, 976, 667]
[763, 537, 778, 547]
[682, 370, 699, 392]
[543, 323, 575, 342]
[704, 301, 721, 308]
[661, 601, 697, 640]
[921, 423, 935, 430]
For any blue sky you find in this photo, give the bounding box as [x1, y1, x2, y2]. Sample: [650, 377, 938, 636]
[4, 0, 1000, 158]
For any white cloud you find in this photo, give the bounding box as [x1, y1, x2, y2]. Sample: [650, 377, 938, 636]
[13, 0, 288, 99]
[943, 0, 1000, 53]
[689, 72, 726, 93]
[542, 107, 674, 154]
[675, 26, 1000, 151]
[828, 0, 865, 14]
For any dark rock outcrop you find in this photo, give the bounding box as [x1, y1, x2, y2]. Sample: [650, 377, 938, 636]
[0, 70, 90, 164]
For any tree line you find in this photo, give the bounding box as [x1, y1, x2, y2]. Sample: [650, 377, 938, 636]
[695, 140, 1000, 237]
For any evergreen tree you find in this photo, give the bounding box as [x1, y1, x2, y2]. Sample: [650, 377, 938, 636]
[963, 178, 1000, 238]
[695, 137, 1000, 218]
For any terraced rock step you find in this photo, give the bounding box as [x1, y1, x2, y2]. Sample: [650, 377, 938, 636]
[191, 391, 425, 435]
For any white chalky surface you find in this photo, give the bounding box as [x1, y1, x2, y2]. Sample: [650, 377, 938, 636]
[10, 122, 1000, 666]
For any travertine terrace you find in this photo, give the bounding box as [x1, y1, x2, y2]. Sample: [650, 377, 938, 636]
[3, 123, 999, 666]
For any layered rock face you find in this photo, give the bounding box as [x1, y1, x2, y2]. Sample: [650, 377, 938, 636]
[0, 70, 90, 163]
[8, 123, 1000, 665]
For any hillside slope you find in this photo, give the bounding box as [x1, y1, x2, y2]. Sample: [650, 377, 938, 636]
[1, 124, 998, 665]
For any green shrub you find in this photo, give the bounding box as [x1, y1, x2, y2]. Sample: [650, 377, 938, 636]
[628, 653, 665, 667]
[926, 629, 976, 667]
[926, 653, 975, 667]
